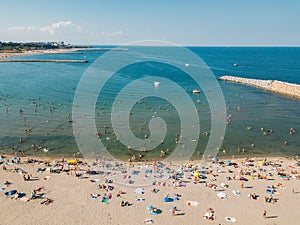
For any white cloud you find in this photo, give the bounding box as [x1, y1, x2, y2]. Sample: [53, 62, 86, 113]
[7, 21, 127, 44]
[106, 30, 124, 37]
[8, 21, 81, 35]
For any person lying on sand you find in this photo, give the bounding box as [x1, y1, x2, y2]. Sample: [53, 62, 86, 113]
[120, 201, 131, 207]
[41, 198, 53, 206]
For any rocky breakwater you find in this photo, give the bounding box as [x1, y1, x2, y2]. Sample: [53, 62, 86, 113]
[219, 76, 300, 99]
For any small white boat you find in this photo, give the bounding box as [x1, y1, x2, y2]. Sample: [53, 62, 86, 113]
[185, 63, 190, 67]
[154, 81, 160, 87]
[234, 63, 239, 67]
[193, 89, 200, 94]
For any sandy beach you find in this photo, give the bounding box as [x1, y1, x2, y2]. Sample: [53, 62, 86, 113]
[1, 155, 299, 225]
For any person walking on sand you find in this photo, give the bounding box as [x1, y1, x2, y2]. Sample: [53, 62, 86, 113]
[263, 210, 267, 218]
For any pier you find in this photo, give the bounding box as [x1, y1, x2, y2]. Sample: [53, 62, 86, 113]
[219, 75, 300, 99]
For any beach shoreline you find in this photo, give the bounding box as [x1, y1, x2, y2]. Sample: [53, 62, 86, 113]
[0, 48, 82, 60]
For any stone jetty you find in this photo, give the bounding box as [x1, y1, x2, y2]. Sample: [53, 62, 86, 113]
[219, 75, 300, 99]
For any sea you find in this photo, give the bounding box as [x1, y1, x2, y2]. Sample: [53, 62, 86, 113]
[0, 46, 299, 160]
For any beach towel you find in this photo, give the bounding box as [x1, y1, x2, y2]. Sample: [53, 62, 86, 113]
[149, 209, 162, 215]
[225, 217, 237, 222]
[132, 171, 140, 175]
[20, 197, 30, 202]
[163, 197, 174, 202]
[147, 205, 154, 210]
[217, 192, 227, 199]
[43, 176, 51, 181]
[90, 179, 101, 183]
[135, 188, 144, 194]
[221, 183, 229, 188]
[144, 218, 154, 224]
[232, 190, 241, 196]
[186, 201, 199, 206]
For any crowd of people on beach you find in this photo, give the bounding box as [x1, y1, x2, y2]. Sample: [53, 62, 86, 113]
[1, 153, 299, 224]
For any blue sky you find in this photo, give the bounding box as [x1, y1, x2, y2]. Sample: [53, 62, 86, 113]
[1, 0, 299, 45]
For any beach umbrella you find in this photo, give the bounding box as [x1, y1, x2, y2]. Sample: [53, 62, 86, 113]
[68, 159, 77, 164]
[147, 205, 154, 210]
[212, 157, 219, 163]
[193, 171, 200, 178]
[5, 190, 17, 196]
[163, 196, 174, 202]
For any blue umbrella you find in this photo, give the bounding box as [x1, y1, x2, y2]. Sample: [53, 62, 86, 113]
[5, 190, 17, 196]
[147, 205, 154, 210]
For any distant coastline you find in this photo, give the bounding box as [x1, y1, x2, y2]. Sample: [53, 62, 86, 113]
[0, 41, 88, 59]
[219, 75, 300, 99]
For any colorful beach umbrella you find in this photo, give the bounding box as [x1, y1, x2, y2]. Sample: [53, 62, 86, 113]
[68, 159, 77, 164]
[5, 190, 17, 196]
[193, 171, 200, 177]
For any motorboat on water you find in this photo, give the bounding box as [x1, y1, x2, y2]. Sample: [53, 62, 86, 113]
[154, 81, 160, 87]
[193, 89, 200, 94]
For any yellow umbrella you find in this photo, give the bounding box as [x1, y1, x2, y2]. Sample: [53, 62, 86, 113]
[68, 159, 77, 164]
[194, 171, 200, 178]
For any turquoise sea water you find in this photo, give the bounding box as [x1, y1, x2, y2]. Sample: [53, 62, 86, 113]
[0, 47, 299, 159]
